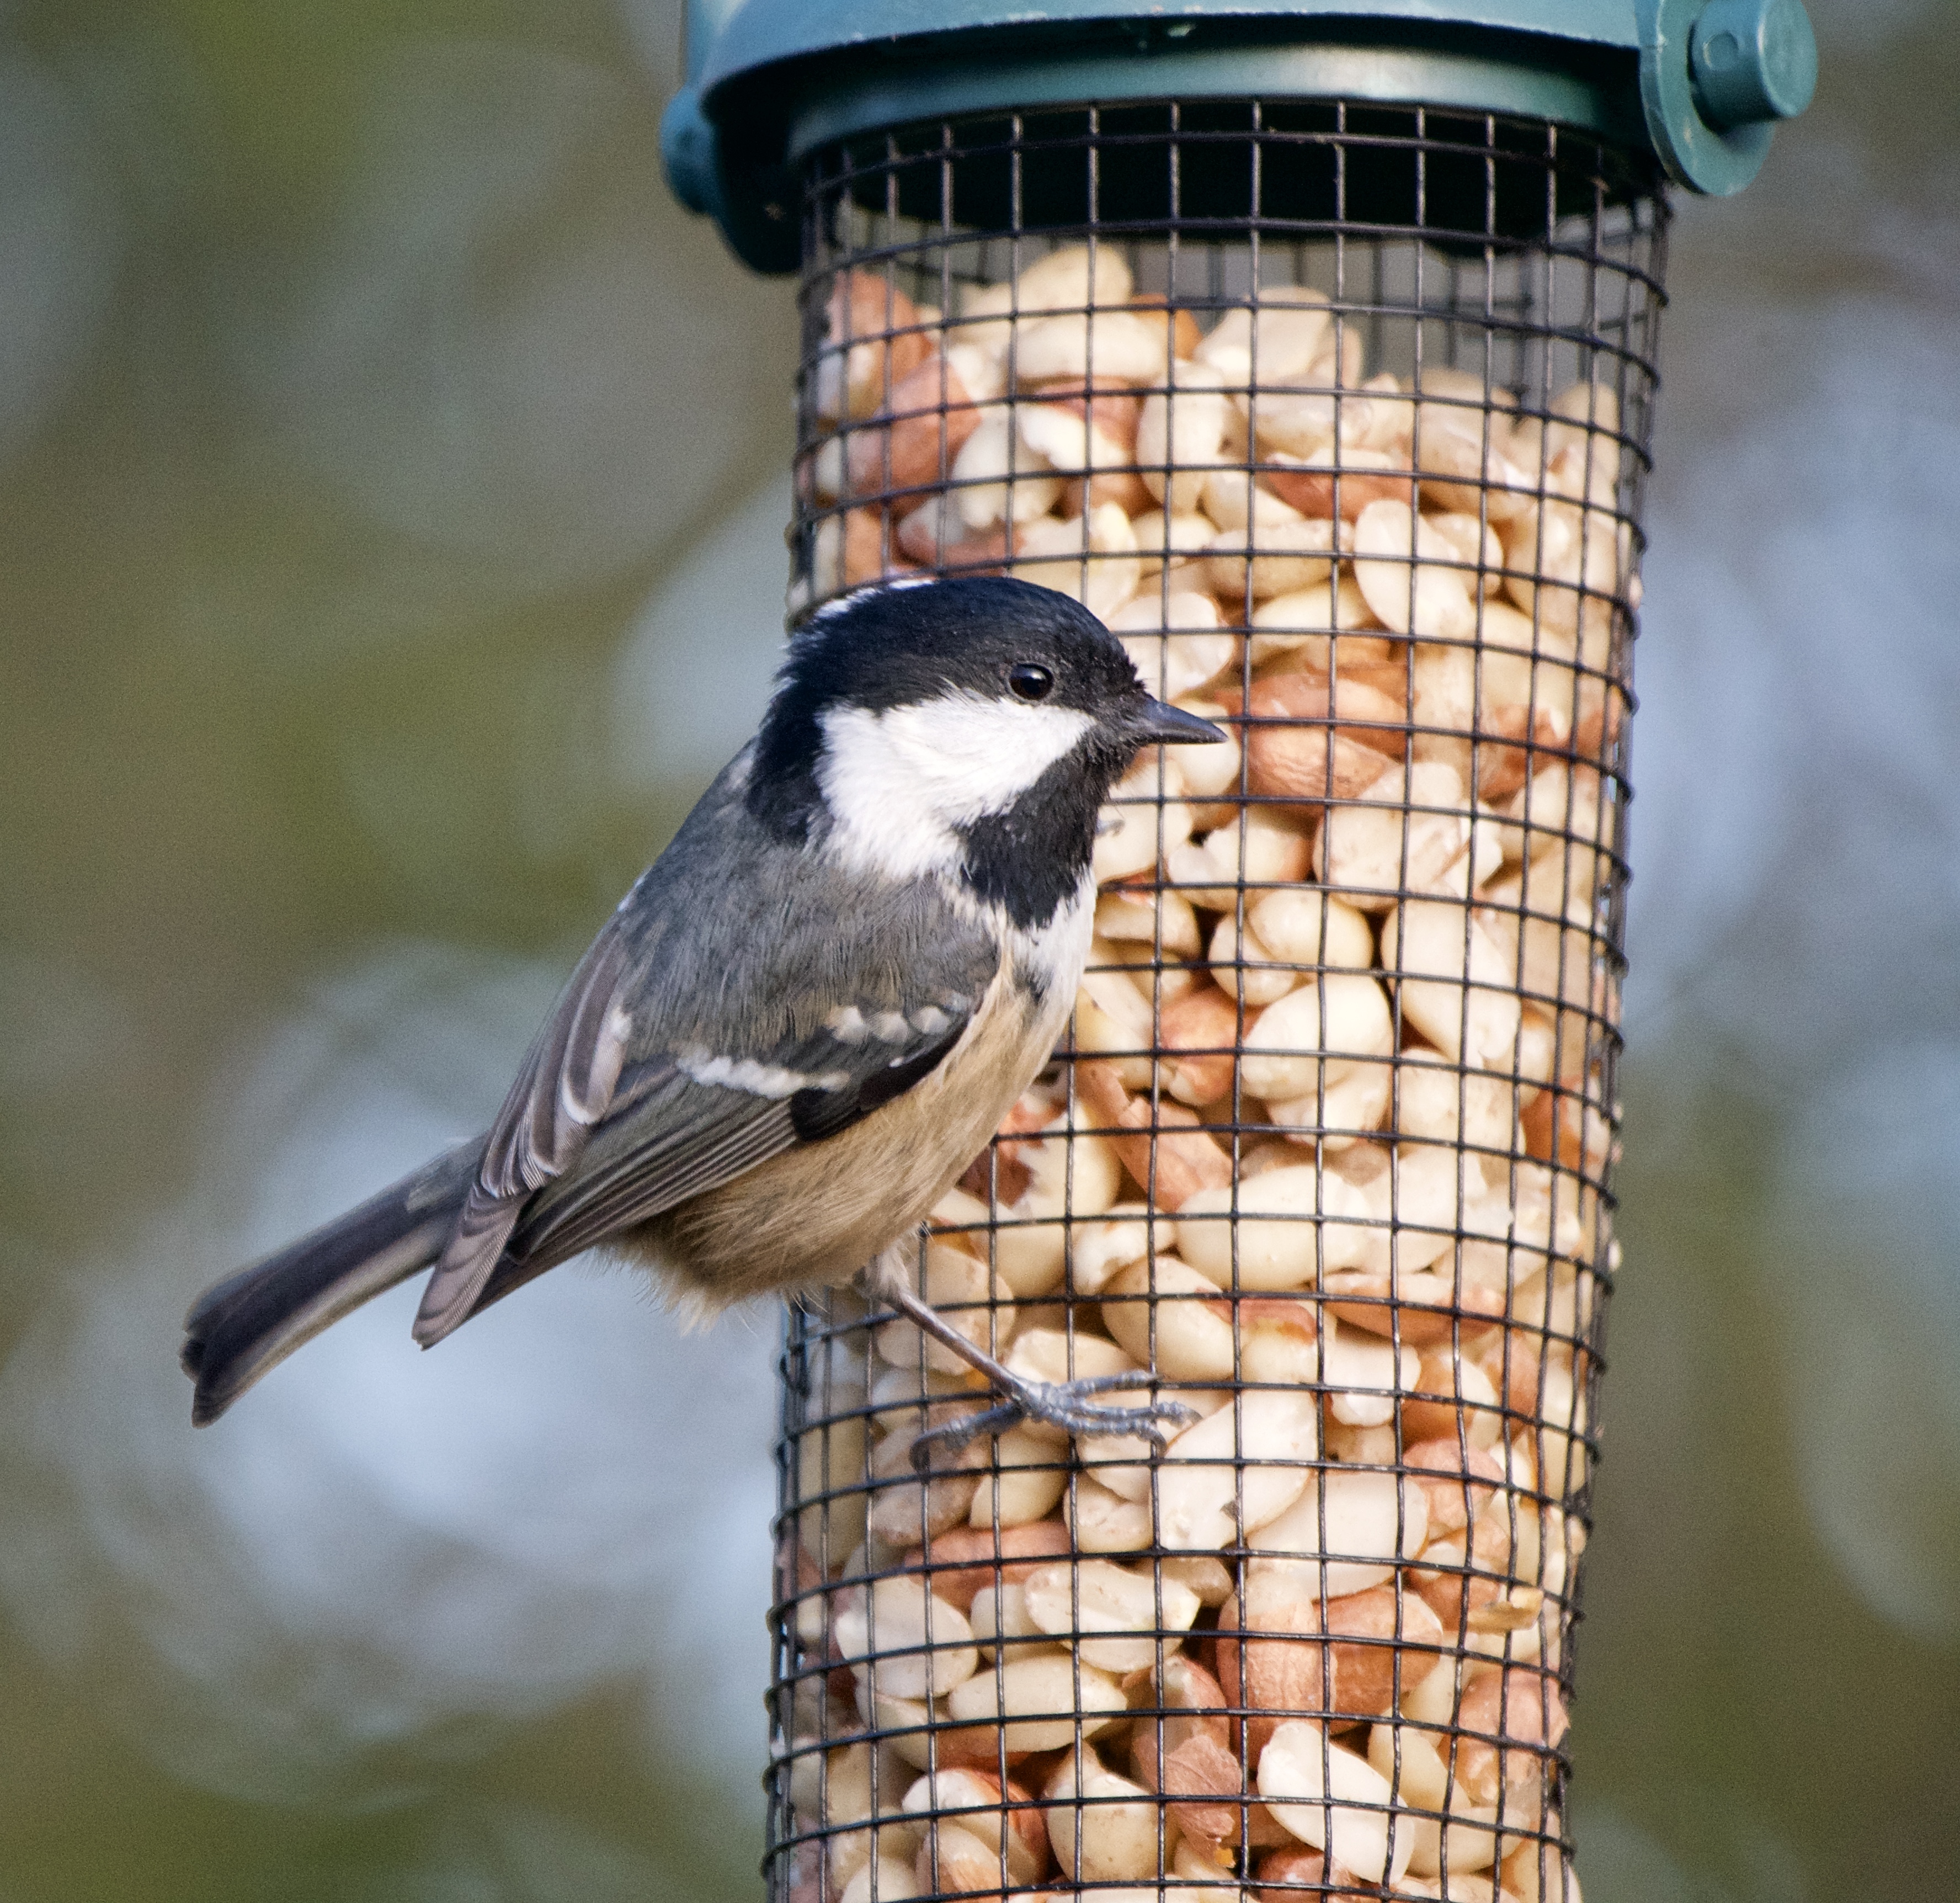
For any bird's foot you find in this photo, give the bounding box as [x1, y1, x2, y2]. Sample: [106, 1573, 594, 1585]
[868, 1273, 1196, 1471]
[911, 1370, 1197, 1468]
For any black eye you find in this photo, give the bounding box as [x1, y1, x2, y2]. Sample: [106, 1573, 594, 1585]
[1008, 663, 1054, 703]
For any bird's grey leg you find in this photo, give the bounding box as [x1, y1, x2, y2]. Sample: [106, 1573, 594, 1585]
[867, 1275, 1199, 1468]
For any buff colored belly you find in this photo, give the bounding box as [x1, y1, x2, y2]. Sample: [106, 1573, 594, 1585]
[616, 964, 1064, 1307]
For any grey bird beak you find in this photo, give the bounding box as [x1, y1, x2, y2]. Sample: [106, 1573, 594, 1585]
[1128, 697, 1227, 746]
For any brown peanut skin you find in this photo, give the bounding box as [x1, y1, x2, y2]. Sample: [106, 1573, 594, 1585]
[1212, 1583, 1448, 1757]
[902, 1518, 1075, 1614]
[1263, 461, 1416, 522]
[1236, 673, 1406, 811]
[845, 355, 983, 498]
[1076, 1060, 1234, 1211]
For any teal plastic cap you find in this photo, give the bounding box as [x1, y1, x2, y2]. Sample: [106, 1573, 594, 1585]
[660, 87, 721, 218]
[662, 0, 1818, 268]
[1636, 0, 1815, 195]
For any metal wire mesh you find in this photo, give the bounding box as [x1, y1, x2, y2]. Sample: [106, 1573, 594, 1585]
[771, 100, 1665, 1903]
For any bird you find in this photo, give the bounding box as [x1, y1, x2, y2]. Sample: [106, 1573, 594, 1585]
[181, 574, 1224, 1450]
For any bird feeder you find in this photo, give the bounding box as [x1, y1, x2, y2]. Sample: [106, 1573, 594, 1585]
[660, 5, 1815, 1899]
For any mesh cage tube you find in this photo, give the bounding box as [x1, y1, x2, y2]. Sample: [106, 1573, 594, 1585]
[771, 103, 1665, 1903]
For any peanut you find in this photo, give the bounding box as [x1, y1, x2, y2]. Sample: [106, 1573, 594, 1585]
[1216, 1575, 1447, 1753]
[1261, 448, 1415, 523]
[1043, 1747, 1168, 1884]
[905, 1518, 1077, 1613]
[1258, 1720, 1416, 1886]
[875, 1240, 1015, 1374]
[1165, 809, 1314, 910]
[1137, 361, 1236, 511]
[1022, 1557, 1203, 1672]
[1314, 761, 1480, 907]
[1352, 499, 1478, 640]
[1247, 1468, 1432, 1597]
[1248, 573, 1391, 672]
[1240, 672, 1407, 810]
[838, 1854, 920, 1902]
[950, 408, 1066, 528]
[1174, 1165, 1374, 1289]
[1203, 514, 1349, 602]
[1239, 974, 1396, 1104]
[834, 1574, 981, 1702]
[821, 1739, 926, 1886]
[1130, 504, 1220, 577]
[903, 1767, 1049, 1889]
[1101, 1255, 1240, 1380]
[1194, 290, 1334, 386]
[967, 1422, 1070, 1528]
[1152, 1388, 1322, 1550]
[1015, 501, 1142, 618]
[814, 271, 935, 422]
[944, 1652, 1129, 1755]
[1075, 1059, 1235, 1211]
[984, 1112, 1122, 1298]
[1107, 590, 1242, 700]
[844, 354, 983, 498]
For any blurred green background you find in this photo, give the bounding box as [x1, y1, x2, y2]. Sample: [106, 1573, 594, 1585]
[0, 3, 1954, 1898]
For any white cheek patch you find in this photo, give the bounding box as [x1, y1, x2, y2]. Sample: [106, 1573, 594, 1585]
[818, 690, 1098, 880]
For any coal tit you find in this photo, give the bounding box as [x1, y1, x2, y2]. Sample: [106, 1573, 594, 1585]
[182, 575, 1223, 1440]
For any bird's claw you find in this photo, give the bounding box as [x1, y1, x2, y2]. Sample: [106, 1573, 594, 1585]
[910, 1371, 1199, 1468]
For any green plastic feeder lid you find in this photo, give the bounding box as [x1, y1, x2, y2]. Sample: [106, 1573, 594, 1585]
[662, 0, 1817, 270]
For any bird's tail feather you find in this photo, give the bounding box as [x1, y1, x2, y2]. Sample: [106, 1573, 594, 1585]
[181, 1140, 482, 1426]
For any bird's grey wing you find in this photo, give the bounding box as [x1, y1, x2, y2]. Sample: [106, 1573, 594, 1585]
[496, 979, 985, 1283]
[412, 924, 634, 1343]
[413, 752, 1004, 1343]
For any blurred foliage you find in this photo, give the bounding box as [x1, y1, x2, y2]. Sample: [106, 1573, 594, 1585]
[1586, 1059, 1960, 1901]
[0, 1, 1954, 1899]
[1, 1, 795, 1895]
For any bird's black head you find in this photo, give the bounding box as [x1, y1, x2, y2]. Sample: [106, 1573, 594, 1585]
[747, 577, 1221, 926]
